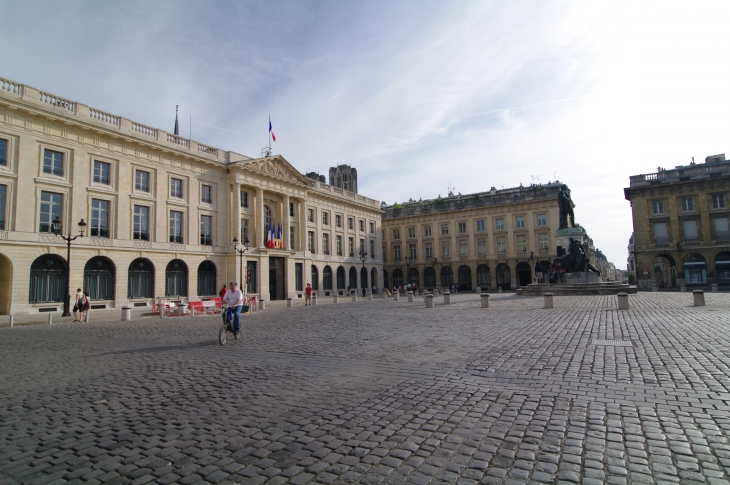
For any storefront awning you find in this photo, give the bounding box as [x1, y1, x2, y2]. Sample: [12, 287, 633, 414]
[684, 262, 707, 268]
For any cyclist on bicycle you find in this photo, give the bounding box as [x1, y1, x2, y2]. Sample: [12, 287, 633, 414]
[222, 281, 243, 337]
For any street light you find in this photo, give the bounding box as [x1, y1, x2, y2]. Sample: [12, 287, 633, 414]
[405, 257, 411, 287]
[232, 237, 250, 299]
[359, 246, 367, 296]
[55, 216, 86, 317]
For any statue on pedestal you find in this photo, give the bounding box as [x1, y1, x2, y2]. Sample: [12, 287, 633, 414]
[559, 186, 574, 229]
[553, 237, 600, 274]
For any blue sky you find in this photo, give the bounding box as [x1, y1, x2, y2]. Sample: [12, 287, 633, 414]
[2, 1, 730, 264]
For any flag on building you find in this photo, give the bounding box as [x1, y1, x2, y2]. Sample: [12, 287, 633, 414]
[269, 119, 276, 142]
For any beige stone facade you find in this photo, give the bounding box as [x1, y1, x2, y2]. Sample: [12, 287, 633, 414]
[0, 76, 383, 314]
[624, 155, 730, 290]
[381, 184, 564, 291]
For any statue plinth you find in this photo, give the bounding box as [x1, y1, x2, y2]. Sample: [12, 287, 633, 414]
[555, 226, 587, 251]
[563, 272, 602, 284]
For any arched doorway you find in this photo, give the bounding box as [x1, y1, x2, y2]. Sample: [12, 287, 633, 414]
[496, 263, 511, 290]
[311, 265, 319, 290]
[653, 254, 676, 288]
[458, 265, 472, 291]
[440, 266, 453, 288]
[29, 254, 66, 304]
[128, 258, 154, 299]
[408, 268, 419, 287]
[337, 266, 346, 291]
[716, 252, 730, 285]
[684, 253, 707, 285]
[349, 266, 357, 291]
[371, 267, 378, 292]
[84, 256, 115, 301]
[0, 254, 12, 314]
[383, 270, 389, 290]
[197, 260, 216, 296]
[392, 268, 404, 288]
[323, 266, 333, 290]
[516, 262, 532, 287]
[476, 264, 490, 288]
[424, 267, 436, 287]
[165, 259, 188, 297]
[361, 267, 368, 295]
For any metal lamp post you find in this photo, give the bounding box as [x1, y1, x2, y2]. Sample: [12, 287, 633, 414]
[405, 257, 411, 287]
[359, 247, 367, 296]
[232, 237, 250, 298]
[54, 216, 86, 317]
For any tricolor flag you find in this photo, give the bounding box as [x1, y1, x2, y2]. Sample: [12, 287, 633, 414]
[269, 119, 276, 142]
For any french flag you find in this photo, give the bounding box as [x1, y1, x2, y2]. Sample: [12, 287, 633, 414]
[269, 120, 276, 142]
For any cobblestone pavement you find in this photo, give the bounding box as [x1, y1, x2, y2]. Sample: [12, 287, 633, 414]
[1, 293, 730, 485]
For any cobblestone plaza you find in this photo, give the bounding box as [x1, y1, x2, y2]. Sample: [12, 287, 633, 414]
[1, 294, 730, 485]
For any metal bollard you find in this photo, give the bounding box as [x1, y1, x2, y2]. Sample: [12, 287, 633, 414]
[498, 286, 503, 293]
[407, 291, 414, 302]
[9, 315, 13, 327]
[693, 289, 705, 307]
[544, 293, 554, 309]
[312, 294, 318, 306]
[480, 294, 490, 308]
[121, 307, 131, 321]
[712, 284, 718, 293]
[287, 298, 293, 307]
[617, 292, 629, 310]
[259, 299, 266, 310]
[680, 284, 687, 292]
[426, 295, 434, 308]
[393, 292, 400, 301]
[48, 313, 52, 325]
[333, 295, 339, 304]
[444, 290, 450, 305]
[352, 293, 357, 302]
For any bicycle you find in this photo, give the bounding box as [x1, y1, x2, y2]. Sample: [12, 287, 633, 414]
[218, 305, 241, 345]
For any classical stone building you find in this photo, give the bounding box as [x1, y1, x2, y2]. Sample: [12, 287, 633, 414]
[0, 76, 383, 314]
[329, 164, 357, 194]
[381, 183, 574, 291]
[624, 155, 730, 290]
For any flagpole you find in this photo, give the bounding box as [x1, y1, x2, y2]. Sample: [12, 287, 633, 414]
[268, 114, 271, 151]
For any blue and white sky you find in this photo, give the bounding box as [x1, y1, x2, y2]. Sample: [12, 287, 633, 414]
[2, 1, 730, 264]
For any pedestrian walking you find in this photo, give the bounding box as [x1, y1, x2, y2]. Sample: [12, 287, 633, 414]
[305, 283, 313, 305]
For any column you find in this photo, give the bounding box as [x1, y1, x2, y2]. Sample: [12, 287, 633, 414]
[256, 188, 264, 248]
[300, 198, 307, 253]
[234, 184, 242, 244]
[283, 194, 291, 250]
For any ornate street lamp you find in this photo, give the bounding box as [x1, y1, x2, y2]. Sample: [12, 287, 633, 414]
[359, 246, 367, 296]
[232, 237, 250, 298]
[55, 217, 86, 317]
[405, 257, 411, 286]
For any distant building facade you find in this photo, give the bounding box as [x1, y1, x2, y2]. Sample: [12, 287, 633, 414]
[624, 155, 730, 290]
[329, 164, 357, 194]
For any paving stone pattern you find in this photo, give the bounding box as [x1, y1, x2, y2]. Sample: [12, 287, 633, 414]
[1, 293, 730, 485]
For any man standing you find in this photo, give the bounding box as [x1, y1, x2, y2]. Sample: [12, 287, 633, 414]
[305, 283, 313, 306]
[223, 281, 243, 337]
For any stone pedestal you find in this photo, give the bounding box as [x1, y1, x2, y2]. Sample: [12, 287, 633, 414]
[312, 295, 317, 306]
[177, 303, 186, 316]
[393, 293, 400, 302]
[480, 294, 490, 308]
[352, 293, 357, 302]
[617, 292, 629, 310]
[287, 298, 293, 307]
[563, 272, 602, 284]
[368, 293, 373, 300]
[444, 290, 450, 305]
[407, 291, 414, 302]
[544, 293, 553, 309]
[121, 307, 131, 321]
[693, 290, 705, 307]
[333, 295, 339, 304]
[426, 295, 434, 308]
[259, 299, 266, 310]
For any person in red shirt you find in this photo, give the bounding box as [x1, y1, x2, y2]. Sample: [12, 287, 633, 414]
[305, 283, 313, 306]
[219, 285, 227, 298]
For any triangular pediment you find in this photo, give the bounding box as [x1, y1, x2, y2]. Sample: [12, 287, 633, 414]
[239, 156, 311, 185]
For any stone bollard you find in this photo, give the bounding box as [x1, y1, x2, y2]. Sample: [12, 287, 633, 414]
[680, 284, 687, 292]
[334, 295, 339, 304]
[259, 299, 266, 310]
[693, 289, 705, 307]
[712, 284, 718, 293]
[177, 303, 186, 316]
[393, 292, 400, 302]
[480, 294, 490, 308]
[426, 295, 435, 308]
[190, 307, 195, 317]
[444, 290, 451, 305]
[48, 314, 52, 325]
[544, 293, 554, 309]
[85, 311, 90, 322]
[287, 298, 293, 307]
[352, 293, 357, 302]
[9, 315, 13, 327]
[312, 294, 318, 306]
[383, 292, 388, 299]
[617, 292, 629, 310]
[477, 287, 482, 295]
[498, 286, 503, 293]
[121, 307, 131, 321]
[368, 293, 373, 300]
[652, 286, 658, 292]
[407, 291, 414, 303]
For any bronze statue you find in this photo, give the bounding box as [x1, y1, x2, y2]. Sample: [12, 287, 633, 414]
[553, 237, 600, 274]
[558, 186, 574, 229]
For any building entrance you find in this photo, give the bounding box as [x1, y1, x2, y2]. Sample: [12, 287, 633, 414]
[269, 257, 285, 300]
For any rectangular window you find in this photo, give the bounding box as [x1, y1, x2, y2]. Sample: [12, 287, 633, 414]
[497, 236, 506, 254]
[360, 220, 365, 232]
[682, 197, 694, 211]
[441, 224, 449, 235]
[425, 243, 433, 259]
[170, 178, 183, 199]
[394, 245, 401, 261]
[93, 160, 110, 185]
[408, 227, 416, 238]
[322, 212, 329, 226]
[201, 185, 212, 204]
[370, 222, 374, 233]
[336, 235, 343, 256]
[169, 211, 183, 243]
[348, 217, 354, 230]
[322, 233, 330, 254]
[241, 190, 248, 208]
[715, 217, 729, 240]
[359, 238, 365, 257]
[652, 201, 664, 214]
[654, 222, 668, 244]
[290, 202, 294, 217]
[517, 235, 527, 252]
[441, 242, 450, 258]
[39, 191, 62, 233]
[478, 239, 486, 256]
[241, 219, 249, 243]
[0, 185, 5, 230]
[409, 244, 417, 259]
[516, 216, 525, 229]
[538, 233, 548, 251]
[476, 220, 485, 232]
[200, 215, 212, 246]
[496, 218, 504, 230]
[308, 209, 314, 222]
[537, 214, 547, 226]
[370, 240, 375, 258]
[424, 226, 432, 237]
[295, 263, 303, 291]
[290, 226, 295, 249]
[713, 194, 726, 209]
[336, 214, 342, 228]
[382, 246, 386, 262]
[349, 237, 354, 256]
[308, 231, 315, 253]
[683, 219, 698, 242]
[91, 199, 110, 238]
[0, 139, 6, 166]
[135, 170, 149, 192]
[393, 229, 400, 240]
[43, 149, 64, 176]
[458, 222, 467, 234]
[133, 205, 149, 240]
[459, 240, 468, 257]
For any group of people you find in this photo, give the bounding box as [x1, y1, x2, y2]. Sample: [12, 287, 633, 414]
[391, 282, 419, 294]
[534, 261, 567, 284]
[72, 289, 91, 322]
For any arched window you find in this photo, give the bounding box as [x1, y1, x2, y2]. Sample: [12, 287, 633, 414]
[424, 267, 436, 287]
[311, 265, 319, 290]
[408, 268, 419, 286]
[476, 264, 490, 286]
[337, 266, 346, 289]
[383, 270, 389, 290]
[496, 263, 511, 290]
[458, 265, 472, 290]
[393, 268, 404, 287]
[84, 256, 115, 301]
[197, 260, 216, 296]
[165, 259, 188, 297]
[264, 206, 272, 227]
[323, 265, 333, 290]
[29, 254, 66, 303]
[349, 267, 357, 289]
[516, 262, 532, 287]
[440, 266, 453, 287]
[128, 258, 154, 299]
[370, 267, 378, 291]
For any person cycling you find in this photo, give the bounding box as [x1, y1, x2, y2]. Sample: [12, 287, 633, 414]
[222, 281, 243, 338]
